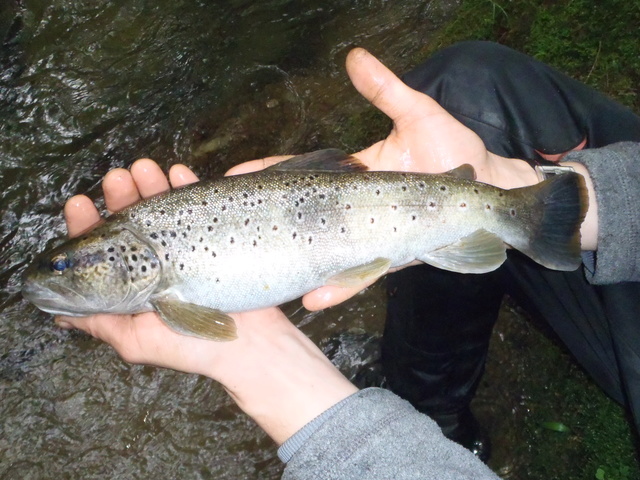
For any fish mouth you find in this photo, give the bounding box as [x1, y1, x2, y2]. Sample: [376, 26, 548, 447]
[22, 282, 88, 316]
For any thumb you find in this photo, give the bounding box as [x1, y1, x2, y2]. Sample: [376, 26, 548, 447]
[346, 48, 440, 127]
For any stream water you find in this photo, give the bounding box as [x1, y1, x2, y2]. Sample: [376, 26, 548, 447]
[0, 1, 458, 478]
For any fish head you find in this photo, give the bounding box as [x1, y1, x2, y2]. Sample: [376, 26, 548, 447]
[22, 225, 162, 316]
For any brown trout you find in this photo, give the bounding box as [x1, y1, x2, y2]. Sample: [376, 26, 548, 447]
[22, 149, 588, 340]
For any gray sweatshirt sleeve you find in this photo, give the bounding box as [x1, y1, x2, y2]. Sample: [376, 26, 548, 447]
[564, 142, 640, 284]
[281, 388, 499, 480]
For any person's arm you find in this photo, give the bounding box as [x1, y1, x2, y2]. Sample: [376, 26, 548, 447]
[562, 142, 640, 284]
[280, 388, 499, 480]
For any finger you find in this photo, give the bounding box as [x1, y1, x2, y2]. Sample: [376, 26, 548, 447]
[346, 48, 441, 128]
[169, 164, 199, 188]
[130, 158, 171, 198]
[64, 195, 101, 237]
[225, 155, 293, 176]
[302, 279, 378, 311]
[103, 168, 141, 213]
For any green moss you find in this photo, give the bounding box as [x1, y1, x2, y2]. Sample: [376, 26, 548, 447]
[421, 0, 639, 110]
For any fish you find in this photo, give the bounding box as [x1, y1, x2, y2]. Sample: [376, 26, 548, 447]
[22, 149, 588, 341]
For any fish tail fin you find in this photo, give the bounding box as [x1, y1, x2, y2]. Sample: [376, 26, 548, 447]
[511, 172, 588, 271]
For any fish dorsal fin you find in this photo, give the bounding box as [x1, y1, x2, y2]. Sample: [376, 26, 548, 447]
[268, 149, 369, 172]
[443, 164, 476, 180]
[326, 257, 392, 287]
[419, 229, 506, 274]
[152, 296, 237, 341]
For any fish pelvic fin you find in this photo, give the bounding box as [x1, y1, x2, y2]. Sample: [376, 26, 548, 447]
[326, 257, 392, 287]
[268, 149, 368, 172]
[152, 296, 237, 341]
[510, 172, 588, 271]
[420, 229, 507, 273]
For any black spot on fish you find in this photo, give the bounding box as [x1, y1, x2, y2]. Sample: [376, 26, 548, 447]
[202, 201, 208, 206]
[258, 185, 263, 190]
[460, 202, 467, 208]
[394, 227, 397, 232]
[187, 225, 191, 231]
[273, 225, 278, 231]
[510, 209, 517, 217]
[222, 205, 226, 211]
[345, 204, 351, 210]
[150, 233, 158, 239]
[474, 189, 479, 194]
[228, 196, 234, 202]
[199, 237, 203, 242]
[412, 215, 416, 221]
[120, 246, 126, 252]
[182, 232, 187, 238]
[187, 209, 193, 215]
[308, 236, 313, 244]
[160, 209, 166, 215]
[245, 219, 250, 226]
[131, 246, 137, 252]
[486, 204, 492, 210]
[402, 186, 407, 191]
[141, 266, 147, 273]
[180, 263, 184, 270]
[161, 231, 167, 236]
[151, 262, 157, 269]
[128, 266, 134, 272]
[230, 237, 235, 244]
[161, 240, 167, 247]
[429, 201, 436, 208]
[341, 227, 346, 233]
[243, 193, 248, 199]
[214, 188, 219, 194]
[204, 246, 209, 251]
[108, 247, 115, 253]
[440, 186, 447, 192]
[321, 218, 326, 225]
[212, 251, 217, 257]
[109, 256, 115, 262]
[191, 246, 195, 252]
[257, 199, 263, 204]
[391, 205, 397, 210]
[213, 218, 218, 223]
[419, 183, 425, 189]
[165, 253, 170, 260]
[319, 194, 326, 200]
[376, 189, 380, 195]
[297, 212, 302, 220]
[370, 218, 375, 223]
[253, 240, 257, 247]
[146, 220, 152, 227]
[292, 232, 297, 239]
[131, 254, 138, 262]
[170, 231, 177, 238]
[208, 226, 213, 232]
[177, 219, 182, 226]
[499, 192, 504, 197]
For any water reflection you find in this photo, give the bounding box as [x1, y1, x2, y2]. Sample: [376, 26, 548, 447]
[1, 1, 451, 478]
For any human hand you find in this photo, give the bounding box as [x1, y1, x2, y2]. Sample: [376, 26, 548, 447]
[229, 48, 540, 310]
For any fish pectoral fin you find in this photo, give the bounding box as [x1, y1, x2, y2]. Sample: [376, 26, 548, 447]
[152, 297, 237, 341]
[443, 164, 476, 180]
[326, 257, 392, 287]
[420, 229, 506, 274]
[268, 149, 368, 172]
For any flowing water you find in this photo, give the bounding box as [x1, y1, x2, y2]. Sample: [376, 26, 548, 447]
[0, 1, 457, 478]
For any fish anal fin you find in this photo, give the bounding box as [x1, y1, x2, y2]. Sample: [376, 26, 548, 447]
[442, 164, 476, 180]
[326, 257, 392, 287]
[152, 297, 237, 341]
[268, 149, 368, 172]
[420, 229, 506, 274]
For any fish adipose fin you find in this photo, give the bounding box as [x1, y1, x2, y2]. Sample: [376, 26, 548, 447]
[510, 172, 588, 271]
[152, 297, 237, 341]
[420, 229, 507, 274]
[326, 257, 392, 287]
[269, 149, 368, 172]
[443, 164, 476, 181]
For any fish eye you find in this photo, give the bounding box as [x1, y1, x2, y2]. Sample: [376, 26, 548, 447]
[50, 254, 70, 275]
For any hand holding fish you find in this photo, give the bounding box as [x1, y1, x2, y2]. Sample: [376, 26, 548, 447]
[23, 48, 595, 343]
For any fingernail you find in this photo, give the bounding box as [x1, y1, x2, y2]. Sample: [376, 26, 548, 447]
[55, 318, 74, 329]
